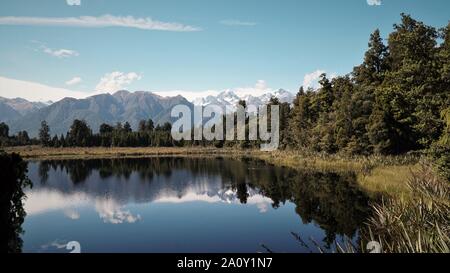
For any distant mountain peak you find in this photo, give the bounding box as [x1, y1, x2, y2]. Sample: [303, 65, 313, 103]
[191, 89, 294, 107]
[0, 96, 50, 117]
[112, 90, 131, 100]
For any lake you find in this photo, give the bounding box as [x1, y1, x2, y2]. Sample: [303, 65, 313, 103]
[21, 157, 370, 253]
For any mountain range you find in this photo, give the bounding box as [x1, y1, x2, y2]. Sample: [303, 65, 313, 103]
[192, 89, 294, 108]
[1, 89, 294, 137]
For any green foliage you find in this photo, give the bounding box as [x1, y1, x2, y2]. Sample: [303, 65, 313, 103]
[0, 122, 10, 146]
[39, 121, 50, 147]
[287, 14, 449, 158]
[0, 123, 36, 147]
[431, 107, 450, 180]
[43, 119, 176, 148]
[138, 119, 154, 133]
[0, 151, 32, 253]
[16, 131, 30, 146]
[267, 97, 291, 148]
[439, 107, 450, 146]
[364, 164, 449, 253]
[353, 29, 388, 86]
[0, 122, 9, 138]
[66, 119, 93, 147]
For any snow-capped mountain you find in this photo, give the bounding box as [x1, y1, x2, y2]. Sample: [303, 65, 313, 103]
[192, 89, 294, 107]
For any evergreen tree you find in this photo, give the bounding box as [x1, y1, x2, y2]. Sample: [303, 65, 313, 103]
[67, 120, 92, 147]
[353, 29, 388, 86]
[310, 74, 336, 153]
[123, 122, 132, 133]
[351, 29, 387, 153]
[333, 77, 355, 151]
[146, 119, 155, 132]
[313, 74, 334, 114]
[267, 97, 290, 148]
[385, 14, 440, 149]
[367, 14, 440, 153]
[99, 123, 114, 135]
[51, 135, 59, 147]
[288, 87, 314, 148]
[16, 131, 30, 146]
[138, 120, 147, 132]
[431, 107, 450, 180]
[59, 134, 66, 147]
[0, 122, 9, 138]
[39, 121, 50, 147]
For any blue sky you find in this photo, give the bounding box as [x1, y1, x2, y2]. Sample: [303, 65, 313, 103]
[0, 0, 449, 101]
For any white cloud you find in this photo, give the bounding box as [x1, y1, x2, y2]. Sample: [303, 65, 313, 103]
[0, 76, 88, 102]
[66, 0, 81, 6]
[95, 71, 142, 92]
[303, 70, 325, 89]
[65, 77, 82, 86]
[31, 41, 79, 58]
[220, 19, 257, 26]
[95, 198, 141, 224]
[254, 79, 267, 90]
[367, 0, 382, 6]
[0, 14, 201, 32]
[24, 190, 89, 215]
[25, 189, 140, 224]
[234, 80, 272, 97]
[154, 89, 219, 101]
[44, 47, 79, 58]
[303, 70, 337, 90]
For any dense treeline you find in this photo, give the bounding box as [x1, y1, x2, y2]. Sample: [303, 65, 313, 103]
[284, 14, 449, 157]
[0, 119, 175, 148]
[40, 119, 176, 148]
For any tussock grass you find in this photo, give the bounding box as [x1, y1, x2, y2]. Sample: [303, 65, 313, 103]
[364, 164, 450, 253]
[357, 165, 417, 198]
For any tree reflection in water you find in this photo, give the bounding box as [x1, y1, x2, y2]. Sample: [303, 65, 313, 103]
[35, 157, 370, 248]
[0, 152, 32, 253]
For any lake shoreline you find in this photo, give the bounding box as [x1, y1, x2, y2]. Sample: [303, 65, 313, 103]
[3, 146, 418, 198]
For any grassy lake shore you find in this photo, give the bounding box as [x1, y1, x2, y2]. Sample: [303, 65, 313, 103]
[3, 146, 420, 198]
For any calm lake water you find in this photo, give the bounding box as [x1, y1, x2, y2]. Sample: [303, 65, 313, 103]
[21, 157, 370, 253]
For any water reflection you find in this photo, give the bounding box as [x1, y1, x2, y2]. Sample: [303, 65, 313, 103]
[23, 157, 370, 252]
